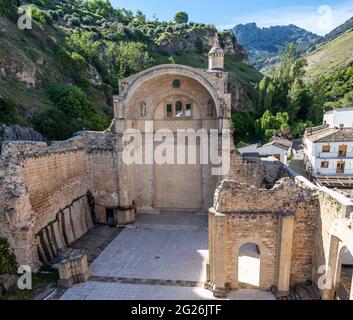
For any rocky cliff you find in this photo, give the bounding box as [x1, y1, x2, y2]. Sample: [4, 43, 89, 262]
[233, 23, 321, 72]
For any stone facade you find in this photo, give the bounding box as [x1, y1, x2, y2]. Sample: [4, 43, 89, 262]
[0, 132, 118, 270]
[1, 56, 353, 300]
[113, 63, 232, 215]
[207, 170, 353, 299]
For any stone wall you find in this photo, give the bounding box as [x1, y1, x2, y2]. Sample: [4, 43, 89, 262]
[0, 132, 118, 270]
[211, 178, 318, 290]
[208, 165, 353, 298]
[36, 195, 94, 264]
[226, 150, 289, 188]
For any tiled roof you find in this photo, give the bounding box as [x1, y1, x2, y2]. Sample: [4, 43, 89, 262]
[263, 139, 293, 150]
[306, 128, 353, 143]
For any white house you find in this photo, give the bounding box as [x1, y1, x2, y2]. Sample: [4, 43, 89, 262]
[304, 108, 353, 180]
[324, 107, 353, 128]
[238, 139, 293, 164]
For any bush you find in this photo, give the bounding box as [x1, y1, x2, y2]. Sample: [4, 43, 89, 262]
[32, 107, 78, 140]
[29, 6, 47, 24]
[0, 96, 15, 123]
[68, 16, 81, 27]
[174, 12, 189, 24]
[0, 239, 17, 275]
[48, 85, 95, 119]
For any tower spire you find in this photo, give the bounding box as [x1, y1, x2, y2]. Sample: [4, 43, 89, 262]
[208, 33, 224, 72]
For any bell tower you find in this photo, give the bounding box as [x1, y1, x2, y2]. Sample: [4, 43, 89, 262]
[208, 35, 225, 72]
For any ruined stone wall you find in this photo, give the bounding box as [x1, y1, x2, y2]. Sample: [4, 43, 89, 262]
[211, 178, 319, 290]
[36, 195, 94, 264]
[87, 150, 118, 223]
[22, 150, 91, 234]
[226, 151, 289, 188]
[312, 188, 353, 285]
[0, 132, 118, 269]
[209, 166, 353, 298]
[224, 212, 279, 289]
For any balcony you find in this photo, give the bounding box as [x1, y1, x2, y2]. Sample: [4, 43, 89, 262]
[319, 152, 353, 159]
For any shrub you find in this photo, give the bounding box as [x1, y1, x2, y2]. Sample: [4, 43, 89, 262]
[32, 107, 78, 140]
[29, 6, 47, 24]
[0, 239, 17, 275]
[173, 12, 189, 24]
[0, 0, 17, 18]
[0, 96, 15, 123]
[48, 85, 95, 119]
[68, 16, 81, 27]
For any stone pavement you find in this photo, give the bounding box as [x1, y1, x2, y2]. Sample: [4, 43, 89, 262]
[60, 212, 275, 300]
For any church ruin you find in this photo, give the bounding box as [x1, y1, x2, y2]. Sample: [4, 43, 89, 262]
[0, 41, 353, 300]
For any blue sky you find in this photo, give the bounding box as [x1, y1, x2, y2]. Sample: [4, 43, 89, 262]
[113, 0, 353, 35]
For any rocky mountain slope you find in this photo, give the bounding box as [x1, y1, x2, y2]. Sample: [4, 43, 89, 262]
[304, 28, 353, 81]
[0, 0, 261, 141]
[322, 15, 353, 43]
[233, 23, 321, 72]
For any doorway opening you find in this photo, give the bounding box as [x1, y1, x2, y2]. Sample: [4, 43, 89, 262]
[106, 208, 116, 226]
[238, 243, 261, 288]
[336, 247, 353, 300]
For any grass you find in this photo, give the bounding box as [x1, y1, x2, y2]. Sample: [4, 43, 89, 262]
[0, 267, 59, 301]
[304, 29, 353, 81]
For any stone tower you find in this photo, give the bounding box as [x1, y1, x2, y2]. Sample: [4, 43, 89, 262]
[208, 36, 224, 72]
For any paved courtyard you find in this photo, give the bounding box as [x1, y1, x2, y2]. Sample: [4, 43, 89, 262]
[60, 212, 274, 300]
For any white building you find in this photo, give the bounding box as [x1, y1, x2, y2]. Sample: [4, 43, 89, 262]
[304, 108, 353, 180]
[324, 107, 353, 128]
[238, 139, 293, 164]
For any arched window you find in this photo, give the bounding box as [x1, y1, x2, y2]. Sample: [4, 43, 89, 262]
[166, 104, 173, 119]
[207, 100, 214, 117]
[175, 101, 183, 118]
[185, 104, 192, 117]
[172, 79, 181, 88]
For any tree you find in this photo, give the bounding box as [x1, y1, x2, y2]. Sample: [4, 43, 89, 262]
[135, 10, 146, 24]
[173, 12, 189, 24]
[83, 0, 114, 18]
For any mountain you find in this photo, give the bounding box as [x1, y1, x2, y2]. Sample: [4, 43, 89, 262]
[233, 23, 321, 73]
[0, 0, 262, 141]
[304, 28, 353, 81]
[322, 16, 353, 43]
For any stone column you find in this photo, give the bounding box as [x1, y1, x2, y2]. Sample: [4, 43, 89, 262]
[277, 213, 295, 294]
[212, 212, 227, 298]
[323, 236, 340, 300]
[350, 273, 353, 300]
[115, 126, 136, 225]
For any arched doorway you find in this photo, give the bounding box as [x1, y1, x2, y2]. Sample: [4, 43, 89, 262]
[238, 243, 261, 288]
[335, 246, 353, 300]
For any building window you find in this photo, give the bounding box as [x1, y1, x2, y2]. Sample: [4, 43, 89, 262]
[185, 104, 192, 117]
[175, 101, 183, 118]
[337, 161, 345, 174]
[338, 145, 347, 157]
[166, 104, 173, 119]
[207, 100, 214, 117]
[172, 79, 181, 88]
[322, 145, 330, 153]
[321, 161, 329, 169]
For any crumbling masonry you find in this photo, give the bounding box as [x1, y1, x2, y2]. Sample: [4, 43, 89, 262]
[1, 62, 353, 299]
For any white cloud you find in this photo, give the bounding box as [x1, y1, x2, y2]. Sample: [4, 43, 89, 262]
[219, 0, 353, 36]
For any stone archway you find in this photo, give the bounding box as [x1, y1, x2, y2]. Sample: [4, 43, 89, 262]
[113, 64, 231, 215]
[334, 245, 353, 300]
[233, 239, 269, 290]
[238, 242, 261, 288]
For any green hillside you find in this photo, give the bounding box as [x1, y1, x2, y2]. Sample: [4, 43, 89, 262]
[0, 0, 262, 141]
[304, 29, 353, 81]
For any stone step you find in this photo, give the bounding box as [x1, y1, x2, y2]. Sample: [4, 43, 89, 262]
[133, 223, 207, 231]
[90, 276, 205, 288]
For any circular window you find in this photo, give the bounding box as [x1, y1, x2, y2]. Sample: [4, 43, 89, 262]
[172, 79, 181, 88]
